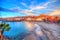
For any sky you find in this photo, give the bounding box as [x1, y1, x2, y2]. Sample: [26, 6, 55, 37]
[0, 0, 60, 17]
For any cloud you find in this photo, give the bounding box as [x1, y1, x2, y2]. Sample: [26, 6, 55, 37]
[7, 0, 58, 16]
[9, 6, 36, 15]
[20, 0, 58, 15]
[50, 0, 57, 2]
[0, 7, 16, 12]
[29, 1, 52, 11]
[10, 2, 51, 15]
[49, 10, 60, 16]
[20, 1, 51, 11]
[10, 6, 22, 12]
[21, 2, 28, 8]
[20, 10, 36, 15]
[20, 2, 50, 15]
[30, 0, 57, 11]
[43, 2, 50, 7]
[0, 7, 22, 12]
[30, 6, 45, 10]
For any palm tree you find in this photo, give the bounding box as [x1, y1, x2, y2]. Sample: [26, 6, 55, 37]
[0, 22, 11, 40]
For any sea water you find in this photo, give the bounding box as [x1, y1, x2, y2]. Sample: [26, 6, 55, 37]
[3, 22, 28, 38]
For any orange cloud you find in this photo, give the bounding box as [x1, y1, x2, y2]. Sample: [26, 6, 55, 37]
[49, 10, 60, 16]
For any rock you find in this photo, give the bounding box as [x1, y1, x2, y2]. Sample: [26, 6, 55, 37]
[23, 33, 37, 40]
[3, 36, 10, 40]
[32, 22, 60, 40]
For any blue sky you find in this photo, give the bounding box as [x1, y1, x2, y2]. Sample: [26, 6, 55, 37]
[0, 0, 60, 17]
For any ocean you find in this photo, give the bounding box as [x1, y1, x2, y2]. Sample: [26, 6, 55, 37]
[2, 21, 28, 37]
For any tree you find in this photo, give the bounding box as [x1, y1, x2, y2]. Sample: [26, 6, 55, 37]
[0, 22, 11, 40]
